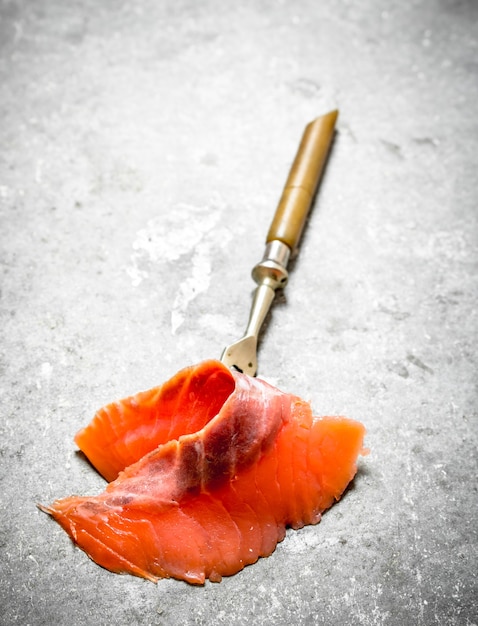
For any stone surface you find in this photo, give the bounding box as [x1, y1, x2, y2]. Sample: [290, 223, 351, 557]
[1, 0, 477, 624]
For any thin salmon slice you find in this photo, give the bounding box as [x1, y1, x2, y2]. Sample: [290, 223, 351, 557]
[75, 360, 235, 482]
[41, 361, 366, 584]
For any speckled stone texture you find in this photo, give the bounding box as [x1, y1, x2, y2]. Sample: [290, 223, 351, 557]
[1, 0, 477, 624]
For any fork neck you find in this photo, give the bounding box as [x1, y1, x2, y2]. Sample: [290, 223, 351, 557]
[251, 240, 291, 290]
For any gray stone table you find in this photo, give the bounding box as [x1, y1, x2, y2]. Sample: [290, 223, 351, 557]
[1, 0, 477, 624]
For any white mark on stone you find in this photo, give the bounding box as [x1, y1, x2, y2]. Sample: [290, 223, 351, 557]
[40, 362, 53, 379]
[131, 204, 219, 267]
[171, 240, 212, 334]
[37, 362, 53, 388]
[127, 200, 231, 333]
[126, 263, 148, 288]
[282, 528, 323, 554]
[198, 313, 239, 336]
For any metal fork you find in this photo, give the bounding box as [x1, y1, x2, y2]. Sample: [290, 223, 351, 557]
[221, 110, 338, 376]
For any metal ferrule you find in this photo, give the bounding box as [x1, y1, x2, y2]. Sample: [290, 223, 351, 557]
[251, 240, 291, 290]
[263, 240, 291, 268]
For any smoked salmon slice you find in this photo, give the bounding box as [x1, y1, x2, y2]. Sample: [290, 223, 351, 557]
[40, 360, 366, 584]
[74, 360, 235, 482]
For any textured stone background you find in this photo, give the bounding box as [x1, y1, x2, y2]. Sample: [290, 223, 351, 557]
[1, 0, 477, 624]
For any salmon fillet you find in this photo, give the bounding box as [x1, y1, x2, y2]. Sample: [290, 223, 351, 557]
[40, 360, 366, 584]
[74, 360, 235, 482]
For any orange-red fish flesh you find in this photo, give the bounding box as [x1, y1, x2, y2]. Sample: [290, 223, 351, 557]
[41, 360, 366, 584]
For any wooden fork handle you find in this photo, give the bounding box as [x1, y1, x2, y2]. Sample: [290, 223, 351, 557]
[266, 110, 338, 251]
